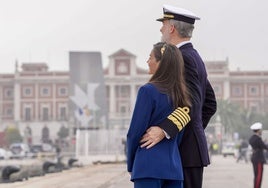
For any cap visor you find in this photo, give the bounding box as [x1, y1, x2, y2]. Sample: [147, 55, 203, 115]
[156, 17, 166, 22]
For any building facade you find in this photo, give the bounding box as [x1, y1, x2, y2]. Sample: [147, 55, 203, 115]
[0, 62, 69, 143]
[0, 49, 268, 143]
[103, 49, 149, 128]
[207, 60, 268, 113]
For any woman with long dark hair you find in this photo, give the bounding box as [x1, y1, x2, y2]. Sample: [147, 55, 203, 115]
[127, 42, 191, 188]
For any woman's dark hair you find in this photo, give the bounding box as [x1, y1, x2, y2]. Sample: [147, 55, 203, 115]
[149, 42, 191, 108]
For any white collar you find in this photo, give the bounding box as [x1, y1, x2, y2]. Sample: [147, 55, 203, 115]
[176, 41, 191, 48]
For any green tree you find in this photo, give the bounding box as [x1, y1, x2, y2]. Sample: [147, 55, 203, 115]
[240, 110, 268, 130]
[211, 99, 268, 139]
[4, 126, 22, 145]
[57, 125, 69, 139]
[214, 100, 243, 134]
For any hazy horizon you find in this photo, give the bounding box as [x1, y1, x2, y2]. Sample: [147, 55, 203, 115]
[0, 0, 267, 73]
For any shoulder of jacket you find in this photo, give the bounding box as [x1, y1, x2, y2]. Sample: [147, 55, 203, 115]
[140, 83, 156, 91]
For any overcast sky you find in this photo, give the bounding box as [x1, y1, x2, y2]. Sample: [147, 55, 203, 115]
[0, 0, 267, 73]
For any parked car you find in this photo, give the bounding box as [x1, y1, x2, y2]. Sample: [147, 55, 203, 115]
[31, 143, 54, 153]
[9, 143, 31, 159]
[30, 143, 55, 158]
[0, 148, 12, 159]
[222, 142, 238, 157]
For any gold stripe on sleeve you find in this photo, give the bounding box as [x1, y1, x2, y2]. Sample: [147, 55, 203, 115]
[167, 107, 191, 131]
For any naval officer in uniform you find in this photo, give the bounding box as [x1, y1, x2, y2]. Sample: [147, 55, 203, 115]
[249, 122, 268, 188]
[140, 4, 217, 188]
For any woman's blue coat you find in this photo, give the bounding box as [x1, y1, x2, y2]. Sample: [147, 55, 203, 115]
[127, 83, 184, 181]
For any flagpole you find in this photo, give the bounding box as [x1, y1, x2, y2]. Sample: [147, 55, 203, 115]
[75, 128, 80, 158]
[70, 83, 100, 157]
[85, 128, 89, 156]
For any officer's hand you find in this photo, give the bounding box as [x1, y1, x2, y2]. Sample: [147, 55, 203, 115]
[140, 126, 165, 149]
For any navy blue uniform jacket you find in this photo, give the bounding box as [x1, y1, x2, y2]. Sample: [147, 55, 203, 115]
[249, 134, 268, 163]
[127, 83, 184, 181]
[159, 43, 217, 167]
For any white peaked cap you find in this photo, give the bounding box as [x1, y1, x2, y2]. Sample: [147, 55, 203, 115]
[250, 122, 263, 130]
[157, 4, 200, 24]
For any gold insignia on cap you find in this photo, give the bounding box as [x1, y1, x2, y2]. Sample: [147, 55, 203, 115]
[163, 14, 174, 19]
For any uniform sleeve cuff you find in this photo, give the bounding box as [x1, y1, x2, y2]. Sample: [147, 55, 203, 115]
[158, 119, 180, 138]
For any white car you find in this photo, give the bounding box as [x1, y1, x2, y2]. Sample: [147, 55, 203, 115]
[0, 148, 12, 159]
[221, 142, 238, 157]
[9, 143, 31, 159]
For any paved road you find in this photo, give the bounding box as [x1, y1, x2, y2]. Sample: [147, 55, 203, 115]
[203, 155, 268, 188]
[1, 155, 268, 188]
[108, 155, 268, 188]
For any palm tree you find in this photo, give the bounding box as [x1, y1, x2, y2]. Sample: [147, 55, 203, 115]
[211, 99, 268, 140]
[217, 100, 241, 133]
